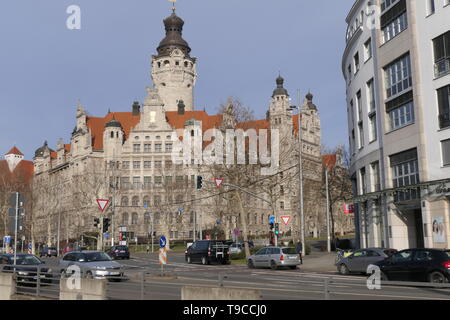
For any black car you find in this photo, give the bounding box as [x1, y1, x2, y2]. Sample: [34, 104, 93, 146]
[374, 248, 450, 283]
[107, 245, 130, 260]
[185, 240, 230, 265]
[0, 254, 53, 285]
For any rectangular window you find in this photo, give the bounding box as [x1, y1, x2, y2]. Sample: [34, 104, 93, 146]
[155, 143, 162, 152]
[442, 139, 450, 166]
[154, 160, 162, 168]
[165, 143, 173, 153]
[433, 31, 450, 78]
[358, 122, 364, 149]
[438, 85, 450, 129]
[390, 149, 420, 202]
[166, 160, 173, 169]
[154, 176, 162, 187]
[133, 177, 141, 190]
[384, 54, 412, 98]
[381, 0, 400, 12]
[389, 101, 414, 130]
[381, 0, 407, 43]
[122, 161, 130, 169]
[354, 52, 360, 74]
[364, 38, 372, 61]
[371, 162, 381, 192]
[133, 161, 140, 169]
[144, 144, 151, 153]
[360, 167, 367, 195]
[165, 176, 173, 186]
[367, 79, 376, 112]
[427, 0, 435, 16]
[144, 161, 151, 169]
[369, 115, 377, 142]
[121, 177, 130, 190]
[143, 176, 151, 189]
[357, 90, 363, 121]
[133, 144, 141, 153]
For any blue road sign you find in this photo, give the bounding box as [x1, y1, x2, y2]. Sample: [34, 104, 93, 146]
[216, 219, 221, 225]
[144, 203, 148, 209]
[103, 233, 109, 239]
[159, 236, 167, 248]
[28, 243, 32, 249]
[269, 216, 275, 224]
[4, 236, 11, 244]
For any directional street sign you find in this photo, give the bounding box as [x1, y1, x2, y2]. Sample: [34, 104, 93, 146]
[269, 216, 275, 224]
[159, 236, 167, 248]
[215, 178, 224, 188]
[96, 199, 110, 212]
[281, 216, 291, 226]
[4, 236, 11, 244]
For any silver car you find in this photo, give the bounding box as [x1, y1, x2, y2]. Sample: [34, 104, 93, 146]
[336, 248, 397, 275]
[247, 247, 301, 270]
[59, 251, 124, 281]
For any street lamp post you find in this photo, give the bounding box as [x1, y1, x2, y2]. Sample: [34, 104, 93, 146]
[325, 168, 331, 253]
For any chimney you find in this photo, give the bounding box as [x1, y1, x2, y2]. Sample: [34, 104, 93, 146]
[178, 100, 185, 115]
[132, 101, 141, 116]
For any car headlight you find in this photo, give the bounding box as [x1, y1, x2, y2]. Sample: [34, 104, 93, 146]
[18, 271, 29, 275]
[95, 266, 107, 270]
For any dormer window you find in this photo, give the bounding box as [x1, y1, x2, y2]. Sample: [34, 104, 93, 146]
[110, 132, 114, 138]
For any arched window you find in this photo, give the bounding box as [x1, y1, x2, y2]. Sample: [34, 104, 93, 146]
[143, 196, 150, 208]
[155, 212, 160, 224]
[121, 197, 129, 207]
[110, 131, 114, 138]
[122, 212, 129, 225]
[144, 213, 150, 225]
[164, 60, 170, 66]
[132, 212, 138, 225]
[184, 61, 188, 67]
[132, 196, 139, 207]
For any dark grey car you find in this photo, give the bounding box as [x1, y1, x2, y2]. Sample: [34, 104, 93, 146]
[336, 248, 397, 275]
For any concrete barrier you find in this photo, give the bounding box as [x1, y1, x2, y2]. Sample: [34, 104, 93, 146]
[60, 278, 107, 300]
[0, 274, 16, 300]
[181, 286, 261, 300]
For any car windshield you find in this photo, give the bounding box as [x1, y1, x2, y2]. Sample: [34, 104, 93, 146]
[83, 252, 112, 262]
[116, 246, 128, 250]
[11, 255, 42, 265]
[282, 248, 297, 254]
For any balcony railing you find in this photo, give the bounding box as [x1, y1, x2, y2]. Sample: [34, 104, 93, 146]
[435, 58, 450, 78]
[439, 113, 450, 129]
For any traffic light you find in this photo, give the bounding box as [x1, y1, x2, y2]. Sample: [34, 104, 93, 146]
[196, 176, 203, 189]
[274, 223, 280, 236]
[269, 222, 274, 230]
[269, 231, 275, 246]
[103, 218, 111, 233]
[94, 218, 100, 228]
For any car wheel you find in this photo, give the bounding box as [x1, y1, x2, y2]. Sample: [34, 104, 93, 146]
[187, 256, 192, 264]
[429, 271, 448, 284]
[270, 260, 278, 270]
[248, 259, 255, 269]
[380, 271, 389, 281]
[339, 264, 349, 275]
[201, 256, 209, 265]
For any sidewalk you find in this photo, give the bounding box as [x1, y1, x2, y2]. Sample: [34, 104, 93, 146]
[300, 251, 337, 273]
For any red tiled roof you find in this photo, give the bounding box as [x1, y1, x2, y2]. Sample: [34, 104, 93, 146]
[86, 112, 141, 151]
[322, 154, 337, 169]
[166, 111, 223, 131]
[5, 146, 23, 156]
[64, 144, 71, 153]
[0, 159, 34, 186]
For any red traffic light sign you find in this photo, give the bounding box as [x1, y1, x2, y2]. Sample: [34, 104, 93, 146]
[96, 199, 110, 212]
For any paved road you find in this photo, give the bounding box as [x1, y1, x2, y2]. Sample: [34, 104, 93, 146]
[40, 252, 450, 300]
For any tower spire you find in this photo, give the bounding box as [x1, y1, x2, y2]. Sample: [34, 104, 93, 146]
[168, 0, 176, 13]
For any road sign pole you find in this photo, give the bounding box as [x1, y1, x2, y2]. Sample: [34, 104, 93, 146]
[151, 214, 154, 253]
[14, 192, 18, 266]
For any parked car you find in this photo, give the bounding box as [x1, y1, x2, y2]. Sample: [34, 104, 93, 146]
[229, 243, 243, 254]
[59, 251, 124, 281]
[373, 248, 450, 283]
[39, 246, 58, 258]
[107, 245, 130, 260]
[185, 240, 230, 265]
[0, 254, 53, 285]
[247, 247, 301, 270]
[336, 248, 397, 275]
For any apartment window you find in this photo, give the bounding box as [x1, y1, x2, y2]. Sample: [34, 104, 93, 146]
[364, 38, 372, 61]
[121, 177, 130, 190]
[438, 85, 450, 129]
[121, 196, 129, 207]
[143, 176, 151, 189]
[358, 122, 364, 149]
[427, 0, 435, 16]
[367, 79, 376, 112]
[131, 213, 138, 225]
[122, 161, 130, 169]
[144, 161, 151, 169]
[166, 160, 173, 169]
[351, 129, 356, 154]
[133, 144, 141, 153]
[384, 54, 412, 98]
[144, 144, 151, 153]
[354, 52, 360, 74]
[143, 197, 150, 208]
[390, 149, 420, 202]
[122, 213, 129, 225]
[280, 201, 285, 210]
[155, 143, 162, 152]
[381, 0, 400, 12]
[442, 139, 450, 166]
[433, 31, 450, 78]
[371, 162, 381, 192]
[132, 196, 139, 207]
[133, 161, 140, 169]
[369, 115, 377, 142]
[133, 177, 140, 190]
[381, 0, 407, 43]
[154, 176, 162, 187]
[389, 101, 414, 130]
[165, 143, 173, 153]
[154, 195, 161, 206]
[154, 160, 162, 168]
[360, 167, 367, 195]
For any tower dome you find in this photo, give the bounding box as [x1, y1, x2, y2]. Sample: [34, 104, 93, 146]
[272, 75, 289, 97]
[157, 12, 191, 57]
[105, 115, 122, 128]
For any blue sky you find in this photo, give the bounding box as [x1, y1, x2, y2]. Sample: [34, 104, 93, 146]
[0, 0, 354, 160]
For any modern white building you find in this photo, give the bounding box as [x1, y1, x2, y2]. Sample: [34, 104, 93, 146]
[343, 0, 450, 250]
